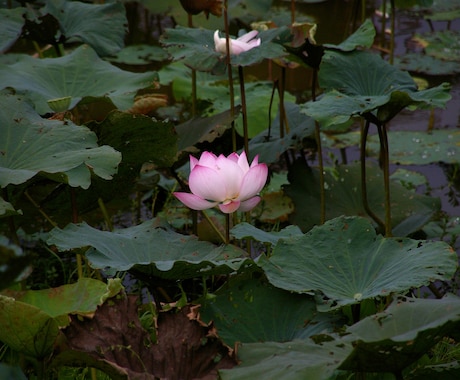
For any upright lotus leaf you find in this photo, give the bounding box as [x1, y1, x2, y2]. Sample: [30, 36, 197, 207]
[43, 0, 127, 56]
[0, 45, 158, 114]
[200, 277, 341, 347]
[0, 278, 122, 360]
[340, 295, 460, 373]
[90, 110, 178, 169]
[301, 49, 451, 127]
[323, 18, 376, 52]
[1, 278, 123, 325]
[285, 160, 440, 236]
[257, 216, 457, 311]
[0, 7, 26, 53]
[0, 236, 30, 291]
[161, 26, 288, 71]
[0, 295, 60, 359]
[219, 338, 352, 380]
[248, 102, 315, 164]
[175, 106, 241, 153]
[47, 219, 254, 279]
[0, 91, 121, 189]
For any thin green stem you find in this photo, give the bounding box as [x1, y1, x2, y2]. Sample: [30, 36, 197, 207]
[223, 2, 237, 151]
[389, 0, 395, 65]
[98, 197, 113, 231]
[312, 68, 325, 224]
[238, 65, 249, 155]
[378, 124, 392, 236]
[360, 121, 385, 233]
[201, 210, 227, 244]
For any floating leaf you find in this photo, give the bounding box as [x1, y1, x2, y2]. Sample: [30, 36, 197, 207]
[200, 277, 340, 347]
[258, 216, 456, 310]
[395, 53, 460, 76]
[0, 45, 157, 114]
[0, 91, 121, 189]
[47, 219, 254, 279]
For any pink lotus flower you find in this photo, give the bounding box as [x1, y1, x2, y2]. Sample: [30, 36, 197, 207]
[214, 30, 261, 55]
[174, 151, 268, 213]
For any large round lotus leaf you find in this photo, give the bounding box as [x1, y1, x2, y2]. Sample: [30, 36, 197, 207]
[258, 216, 456, 310]
[301, 50, 451, 126]
[200, 277, 340, 346]
[340, 295, 460, 373]
[0, 7, 26, 53]
[0, 295, 61, 359]
[284, 160, 440, 237]
[323, 18, 375, 51]
[43, 1, 127, 57]
[161, 26, 288, 71]
[0, 91, 121, 189]
[219, 339, 352, 380]
[47, 220, 254, 279]
[0, 45, 157, 114]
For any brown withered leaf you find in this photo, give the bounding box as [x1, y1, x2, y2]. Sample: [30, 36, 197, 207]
[58, 293, 236, 379]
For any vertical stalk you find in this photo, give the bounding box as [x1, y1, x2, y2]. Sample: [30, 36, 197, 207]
[378, 124, 392, 236]
[225, 213, 231, 245]
[70, 187, 83, 279]
[238, 65, 249, 155]
[360, 121, 385, 232]
[312, 68, 325, 224]
[188, 13, 197, 117]
[290, 0, 295, 24]
[389, 0, 395, 65]
[223, 1, 237, 151]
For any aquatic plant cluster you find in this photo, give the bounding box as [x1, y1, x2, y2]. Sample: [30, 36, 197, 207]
[0, 0, 459, 379]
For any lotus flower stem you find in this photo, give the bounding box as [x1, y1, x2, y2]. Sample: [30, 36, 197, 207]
[377, 124, 392, 236]
[223, 2, 237, 151]
[202, 209, 227, 244]
[70, 187, 83, 279]
[389, 0, 395, 65]
[238, 65, 249, 154]
[312, 68, 325, 224]
[360, 120, 385, 233]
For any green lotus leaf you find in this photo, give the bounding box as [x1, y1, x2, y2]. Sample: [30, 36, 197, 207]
[0, 278, 122, 359]
[230, 223, 303, 246]
[0, 7, 26, 53]
[0, 364, 26, 380]
[219, 339, 352, 380]
[248, 102, 315, 164]
[43, 0, 127, 57]
[0, 45, 157, 114]
[200, 277, 340, 347]
[422, 0, 460, 21]
[324, 18, 376, 51]
[0, 196, 22, 218]
[107, 44, 169, 65]
[47, 219, 254, 279]
[284, 161, 440, 236]
[395, 52, 460, 76]
[1, 277, 122, 324]
[258, 216, 456, 310]
[0, 295, 60, 359]
[301, 50, 451, 126]
[413, 30, 460, 62]
[0, 236, 30, 291]
[161, 26, 288, 71]
[341, 295, 460, 373]
[0, 91, 121, 189]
